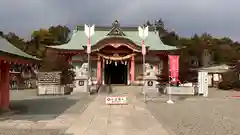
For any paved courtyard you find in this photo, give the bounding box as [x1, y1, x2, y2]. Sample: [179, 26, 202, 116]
[145, 89, 240, 135]
[65, 86, 169, 135]
[1, 87, 240, 135]
[0, 89, 96, 135]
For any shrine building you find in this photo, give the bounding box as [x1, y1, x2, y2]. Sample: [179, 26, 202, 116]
[47, 20, 179, 85]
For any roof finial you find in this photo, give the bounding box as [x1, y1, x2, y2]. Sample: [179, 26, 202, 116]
[76, 25, 81, 31]
[112, 20, 120, 27]
[154, 20, 158, 34]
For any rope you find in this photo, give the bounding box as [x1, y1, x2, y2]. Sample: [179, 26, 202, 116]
[97, 53, 136, 61]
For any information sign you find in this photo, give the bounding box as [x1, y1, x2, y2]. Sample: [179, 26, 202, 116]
[105, 96, 128, 105]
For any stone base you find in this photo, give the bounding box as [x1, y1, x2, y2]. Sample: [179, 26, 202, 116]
[72, 87, 88, 93]
[143, 87, 159, 97]
[72, 79, 88, 93]
[166, 86, 196, 95]
[132, 80, 144, 86]
[38, 85, 72, 95]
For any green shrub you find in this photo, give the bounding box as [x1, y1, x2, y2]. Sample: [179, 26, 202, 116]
[232, 81, 240, 88]
[218, 81, 233, 90]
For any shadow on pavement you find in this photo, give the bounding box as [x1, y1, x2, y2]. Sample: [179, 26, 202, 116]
[2, 97, 78, 121]
[0, 128, 66, 135]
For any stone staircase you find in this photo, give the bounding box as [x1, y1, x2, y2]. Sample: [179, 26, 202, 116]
[98, 85, 142, 95]
[98, 85, 112, 94]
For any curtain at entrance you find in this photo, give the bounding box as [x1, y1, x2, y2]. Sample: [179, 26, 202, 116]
[91, 60, 97, 79]
[135, 62, 143, 79]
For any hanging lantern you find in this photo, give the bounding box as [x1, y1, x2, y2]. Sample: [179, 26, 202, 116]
[115, 61, 117, 66]
[110, 60, 112, 64]
[106, 60, 108, 64]
[125, 61, 127, 65]
[32, 65, 39, 74]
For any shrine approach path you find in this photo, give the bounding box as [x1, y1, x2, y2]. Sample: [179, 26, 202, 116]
[64, 86, 170, 135]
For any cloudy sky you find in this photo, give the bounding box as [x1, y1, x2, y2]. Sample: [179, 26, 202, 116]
[0, 0, 239, 40]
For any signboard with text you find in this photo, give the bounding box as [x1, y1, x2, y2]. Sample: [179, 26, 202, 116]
[168, 55, 180, 83]
[105, 96, 128, 105]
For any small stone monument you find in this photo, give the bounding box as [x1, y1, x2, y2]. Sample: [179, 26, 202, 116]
[143, 63, 159, 97]
[37, 72, 71, 95]
[72, 63, 89, 93]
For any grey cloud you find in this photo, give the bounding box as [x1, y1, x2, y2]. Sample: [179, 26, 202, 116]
[0, 0, 239, 40]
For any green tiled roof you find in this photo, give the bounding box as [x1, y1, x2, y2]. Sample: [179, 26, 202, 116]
[48, 26, 178, 51]
[0, 37, 40, 60]
[48, 30, 108, 50]
[124, 31, 178, 50]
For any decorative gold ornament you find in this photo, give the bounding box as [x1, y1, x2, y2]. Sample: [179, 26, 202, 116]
[113, 53, 119, 57]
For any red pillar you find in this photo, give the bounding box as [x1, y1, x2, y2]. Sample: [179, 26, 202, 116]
[97, 57, 101, 84]
[0, 62, 2, 107]
[0, 61, 10, 109]
[102, 59, 105, 85]
[154, 65, 158, 74]
[130, 56, 135, 83]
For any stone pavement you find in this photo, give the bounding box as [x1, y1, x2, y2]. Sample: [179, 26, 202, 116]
[0, 91, 96, 135]
[65, 86, 169, 135]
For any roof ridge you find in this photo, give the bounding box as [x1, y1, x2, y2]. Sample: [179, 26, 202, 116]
[75, 25, 156, 31]
[0, 37, 40, 60]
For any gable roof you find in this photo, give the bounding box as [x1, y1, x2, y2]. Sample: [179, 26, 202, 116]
[48, 21, 178, 51]
[107, 20, 126, 36]
[0, 37, 40, 60]
[191, 64, 233, 73]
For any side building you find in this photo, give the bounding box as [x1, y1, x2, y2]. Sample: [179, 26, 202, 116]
[0, 36, 40, 109]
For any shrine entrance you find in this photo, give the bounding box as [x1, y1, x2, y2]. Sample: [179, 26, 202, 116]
[89, 36, 143, 85]
[104, 62, 127, 85]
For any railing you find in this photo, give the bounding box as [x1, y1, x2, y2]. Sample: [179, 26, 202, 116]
[10, 80, 37, 90]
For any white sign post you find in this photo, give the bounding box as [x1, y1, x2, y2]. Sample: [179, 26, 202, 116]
[105, 96, 128, 105]
[84, 24, 95, 92]
[198, 71, 208, 97]
[138, 26, 148, 102]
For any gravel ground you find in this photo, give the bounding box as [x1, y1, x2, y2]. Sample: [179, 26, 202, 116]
[146, 90, 240, 135]
[0, 89, 96, 135]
